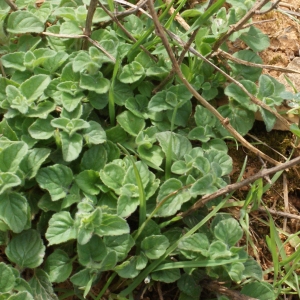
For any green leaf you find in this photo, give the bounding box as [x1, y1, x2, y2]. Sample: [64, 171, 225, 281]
[115, 256, 140, 279]
[156, 132, 192, 161]
[225, 262, 245, 282]
[194, 105, 217, 127]
[0, 262, 16, 293]
[178, 233, 210, 256]
[7, 11, 44, 34]
[95, 213, 129, 236]
[70, 268, 93, 288]
[61, 92, 84, 112]
[257, 74, 275, 99]
[46, 211, 77, 245]
[75, 170, 101, 195]
[60, 131, 83, 162]
[77, 235, 107, 267]
[151, 268, 181, 283]
[6, 229, 45, 268]
[28, 116, 54, 140]
[43, 51, 69, 73]
[190, 174, 218, 196]
[258, 107, 276, 132]
[6, 85, 28, 114]
[80, 73, 110, 94]
[240, 26, 270, 52]
[29, 269, 58, 300]
[95, 251, 117, 271]
[1, 52, 25, 71]
[0, 142, 28, 172]
[81, 145, 107, 171]
[44, 249, 72, 283]
[242, 258, 263, 281]
[82, 121, 106, 145]
[20, 75, 51, 101]
[125, 95, 149, 119]
[141, 235, 169, 259]
[117, 111, 145, 136]
[224, 81, 257, 112]
[117, 192, 139, 218]
[20, 148, 51, 179]
[103, 234, 135, 261]
[208, 240, 232, 259]
[217, 104, 255, 136]
[0, 173, 21, 194]
[119, 61, 144, 83]
[205, 149, 232, 176]
[241, 282, 276, 300]
[100, 163, 125, 192]
[156, 178, 191, 217]
[0, 192, 28, 233]
[177, 274, 201, 299]
[214, 218, 243, 246]
[228, 50, 262, 81]
[36, 164, 73, 201]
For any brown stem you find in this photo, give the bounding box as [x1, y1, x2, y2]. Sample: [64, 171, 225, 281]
[82, 0, 98, 50]
[4, 0, 18, 11]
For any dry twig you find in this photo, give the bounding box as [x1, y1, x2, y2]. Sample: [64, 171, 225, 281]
[4, 0, 18, 11]
[82, 0, 98, 50]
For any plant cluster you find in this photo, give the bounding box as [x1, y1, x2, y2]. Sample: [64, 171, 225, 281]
[0, 0, 298, 299]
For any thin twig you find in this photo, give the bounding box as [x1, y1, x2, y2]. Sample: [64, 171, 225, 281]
[256, 0, 281, 14]
[216, 49, 300, 75]
[147, 0, 281, 166]
[0, 61, 6, 78]
[165, 0, 190, 31]
[87, 37, 116, 62]
[179, 156, 300, 217]
[257, 207, 300, 221]
[247, 133, 288, 160]
[114, 0, 150, 19]
[42, 32, 86, 39]
[241, 18, 276, 29]
[283, 174, 289, 231]
[4, 0, 18, 11]
[82, 0, 98, 50]
[41, 31, 116, 62]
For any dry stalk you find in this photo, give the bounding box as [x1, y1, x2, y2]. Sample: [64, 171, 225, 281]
[82, 0, 98, 50]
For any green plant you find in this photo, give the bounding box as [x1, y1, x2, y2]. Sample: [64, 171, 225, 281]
[0, 0, 296, 299]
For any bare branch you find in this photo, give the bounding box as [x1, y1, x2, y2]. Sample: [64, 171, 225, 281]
[4, 0, 18, 11]
[82, 0, 98, 50]
[216, 49, 300, 75]
[256, 0, 281, 14]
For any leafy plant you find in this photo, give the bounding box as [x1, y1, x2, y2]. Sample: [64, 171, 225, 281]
[0, 0, 295, 299]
